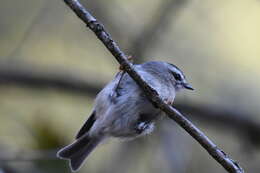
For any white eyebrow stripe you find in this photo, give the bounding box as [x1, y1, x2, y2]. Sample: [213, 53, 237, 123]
[169, 67, 185, 81]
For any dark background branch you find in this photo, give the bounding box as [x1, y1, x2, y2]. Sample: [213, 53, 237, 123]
[0, 63, 102, 96]
[0, 149, 57, 162]
[0, 62, 259, 147]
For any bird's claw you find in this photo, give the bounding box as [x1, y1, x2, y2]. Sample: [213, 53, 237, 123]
[164, 98, 173, 105]
[135, 122, 150, 134]
[119, 55, 133, 71]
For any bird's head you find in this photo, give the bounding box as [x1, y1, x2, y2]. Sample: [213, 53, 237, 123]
[166, 63, 194, 91]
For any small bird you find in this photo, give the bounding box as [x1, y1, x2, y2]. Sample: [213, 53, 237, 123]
[57, 61, 193, 172]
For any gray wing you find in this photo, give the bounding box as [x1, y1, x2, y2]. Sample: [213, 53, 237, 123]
[75, 72, 126, 139]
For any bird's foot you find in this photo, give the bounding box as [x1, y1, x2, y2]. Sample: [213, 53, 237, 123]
[135, 122, 152, 134]
[164, 98, 173, 105]
[119, 55, 133, 71]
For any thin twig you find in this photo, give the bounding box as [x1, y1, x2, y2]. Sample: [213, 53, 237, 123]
[67, 1, 244, 172]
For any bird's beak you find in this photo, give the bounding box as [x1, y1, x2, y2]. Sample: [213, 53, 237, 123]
[183, 83, 194, 90]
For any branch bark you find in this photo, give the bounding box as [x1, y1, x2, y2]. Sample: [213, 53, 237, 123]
[67, 0, 244, 172]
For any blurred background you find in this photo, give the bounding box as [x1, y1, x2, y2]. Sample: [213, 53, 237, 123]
[0, 0, 260, 172]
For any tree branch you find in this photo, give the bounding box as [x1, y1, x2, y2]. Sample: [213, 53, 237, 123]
[66, 0, 244, 172]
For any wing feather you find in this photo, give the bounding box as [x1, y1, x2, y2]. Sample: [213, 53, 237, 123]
[75, 111, 96, 139]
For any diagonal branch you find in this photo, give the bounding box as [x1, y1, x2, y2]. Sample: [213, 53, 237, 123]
[63, 0, 244, 172]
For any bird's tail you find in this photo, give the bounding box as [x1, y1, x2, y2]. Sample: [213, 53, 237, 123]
[57, 135, 102, 172]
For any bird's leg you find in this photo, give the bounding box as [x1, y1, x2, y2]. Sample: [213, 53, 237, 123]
[135, 122, 151, 134]
[114, 71, 125, 95]
[112, 55, 133, 99]
[134, 113, 153, 134]
[110, 71, 125, 101]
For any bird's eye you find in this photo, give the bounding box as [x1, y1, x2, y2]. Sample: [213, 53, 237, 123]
[172, 73, 182, 81]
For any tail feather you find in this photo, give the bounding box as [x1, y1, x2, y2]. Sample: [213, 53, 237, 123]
[57, 136, 91, 158]
[57, 136, 102, 172]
